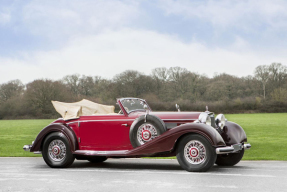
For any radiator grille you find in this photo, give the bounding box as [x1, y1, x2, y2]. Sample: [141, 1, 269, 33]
[210, 115, 216, 128]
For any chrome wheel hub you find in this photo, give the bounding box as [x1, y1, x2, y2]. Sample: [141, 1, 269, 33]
[142, 130, 152, 141]
[48, 140, 66, 162]
[137, 123, 158, 145]
[184, 140, 206, 165]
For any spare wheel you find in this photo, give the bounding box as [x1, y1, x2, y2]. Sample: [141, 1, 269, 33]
[129, 115, 167, 148]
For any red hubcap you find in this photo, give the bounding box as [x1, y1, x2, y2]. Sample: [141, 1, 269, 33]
[189, 147, 199, 158]
[52, 146, 60, 155]
[142, 130, 151, 141]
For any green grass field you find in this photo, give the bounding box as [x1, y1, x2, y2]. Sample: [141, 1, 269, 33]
[225, 113, 287, 160]
[0, 120, 51, 157]
[0, 113, 287, 160]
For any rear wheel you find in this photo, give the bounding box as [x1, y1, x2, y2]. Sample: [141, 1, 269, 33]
[215, 149, 244, 166]
[176, 134, 216, 172]
[42, 132, 75, 168]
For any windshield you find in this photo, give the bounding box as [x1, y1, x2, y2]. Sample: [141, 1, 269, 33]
[120, 98, 150, 113]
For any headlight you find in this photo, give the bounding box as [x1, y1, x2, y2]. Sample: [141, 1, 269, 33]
[198, 112, 211, 126]
[215, 114, 226, 130]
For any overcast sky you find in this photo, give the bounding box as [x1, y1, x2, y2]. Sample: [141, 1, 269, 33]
[0, 0, 287, 84]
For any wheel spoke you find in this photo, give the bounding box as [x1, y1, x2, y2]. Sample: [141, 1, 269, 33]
[137, 123, 158, 145]
[184, 140, 206, 165]
[48, 139, 66, 162]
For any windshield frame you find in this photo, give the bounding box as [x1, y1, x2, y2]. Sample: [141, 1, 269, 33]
[118, 98, 152, 115]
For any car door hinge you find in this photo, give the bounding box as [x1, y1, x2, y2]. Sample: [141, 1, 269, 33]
[78, 137, 81, 143]
[78, 121, 80, 127]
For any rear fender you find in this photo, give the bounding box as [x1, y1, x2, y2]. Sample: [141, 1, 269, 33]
[30, 123, 78, 152]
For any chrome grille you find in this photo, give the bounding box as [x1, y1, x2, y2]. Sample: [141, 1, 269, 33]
[210, 114, 215, 128]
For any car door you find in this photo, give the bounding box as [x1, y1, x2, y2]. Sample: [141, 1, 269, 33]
[79, 115, 133, 151]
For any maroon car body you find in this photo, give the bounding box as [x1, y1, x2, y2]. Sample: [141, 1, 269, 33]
[24, 98, 251, 172]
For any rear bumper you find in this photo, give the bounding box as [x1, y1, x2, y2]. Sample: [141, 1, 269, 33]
[216, 143, 251, 154]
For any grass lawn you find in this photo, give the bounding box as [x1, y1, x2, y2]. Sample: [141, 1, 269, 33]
[0, 119, 51, 157]
[0, 113, 287, 160]
[225, 113, 287, 160]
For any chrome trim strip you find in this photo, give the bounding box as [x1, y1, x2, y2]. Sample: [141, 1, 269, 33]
[66, 119, 134, 125]
[74, 150, 128, 155]
[161, 119, 197, 121]
[66, 119, 197, 125]
[34, 151, 42, 154]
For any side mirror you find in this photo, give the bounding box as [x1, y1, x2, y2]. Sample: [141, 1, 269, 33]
[175, 104, 180, 112]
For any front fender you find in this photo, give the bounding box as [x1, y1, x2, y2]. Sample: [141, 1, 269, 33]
[221, 121, 247, 145]
[126, 123, 226, 156]
[30, 123, 78, 152]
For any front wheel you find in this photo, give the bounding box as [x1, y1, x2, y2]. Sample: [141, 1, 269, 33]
[42, 132, 75, 168]
[176, 134, 216, 172]
[215, 149, 244, 166]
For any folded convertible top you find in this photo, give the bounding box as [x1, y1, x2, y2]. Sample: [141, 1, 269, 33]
[51, 99, 115, 120]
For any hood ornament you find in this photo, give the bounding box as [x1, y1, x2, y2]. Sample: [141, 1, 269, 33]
[205, 106, 209, 112]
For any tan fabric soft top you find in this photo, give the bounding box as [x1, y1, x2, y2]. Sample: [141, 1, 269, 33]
[52, 99, 115, 120]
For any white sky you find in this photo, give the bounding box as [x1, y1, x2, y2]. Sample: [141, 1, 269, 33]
[0, 0, 287, 84]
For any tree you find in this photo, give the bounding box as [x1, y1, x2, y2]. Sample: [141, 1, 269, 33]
[271, 88, 287, 103]
[268, 63, 287, 90]
[78, 75, 95, 96]
[168, 67, 189, 99]
[151, 67, 169, 96]
[62, 74, 81, 97]
[254, 65, 270, 99]
[112, 70, 143, 97]
[0, 80, 25, 119]
[151, 67, 169, 81]
[25, 79, 72, 117]
[0, 79, 24, 104]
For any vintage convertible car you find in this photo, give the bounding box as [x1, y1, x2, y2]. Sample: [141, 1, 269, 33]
[23, 98, 251, 172]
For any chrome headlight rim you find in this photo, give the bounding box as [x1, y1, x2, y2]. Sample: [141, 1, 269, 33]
[215, 114, 226, 130]
[198, 112, 212, 126]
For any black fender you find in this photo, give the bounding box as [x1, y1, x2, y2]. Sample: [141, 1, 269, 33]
[30, 123, 78, 152]
[221, 121, 247, 145]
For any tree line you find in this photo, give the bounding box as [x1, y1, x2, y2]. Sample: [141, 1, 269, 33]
[0, 63, 286, 119]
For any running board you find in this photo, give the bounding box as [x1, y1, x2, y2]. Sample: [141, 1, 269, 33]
[74, 150, 129, 156]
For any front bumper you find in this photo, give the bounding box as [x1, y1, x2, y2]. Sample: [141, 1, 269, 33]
[216, 143, 251, 154]
[23, 145, 32, 151]
[23, 142, 41, 154]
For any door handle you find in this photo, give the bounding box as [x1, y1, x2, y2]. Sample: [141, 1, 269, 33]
[121, 124, 128, 127]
